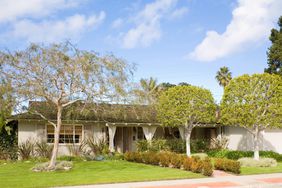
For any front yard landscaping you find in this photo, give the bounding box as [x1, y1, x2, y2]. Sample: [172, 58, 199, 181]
[0, 160, 203, 188]
[241, 162, 282, 175]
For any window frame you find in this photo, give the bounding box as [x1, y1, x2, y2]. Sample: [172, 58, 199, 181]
[45, 123, 84, 145]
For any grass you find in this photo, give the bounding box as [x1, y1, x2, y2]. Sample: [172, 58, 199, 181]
[0, 160, 203, 188]
[240, 162, 282, 175]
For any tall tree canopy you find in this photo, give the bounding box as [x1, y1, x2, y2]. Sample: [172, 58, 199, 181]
[265, 16, 282, 76]
[0, 42, 134, 169]
[220, 73, 282, 160]
[157, 85, 216, 156]
[215, 66, 232, 88]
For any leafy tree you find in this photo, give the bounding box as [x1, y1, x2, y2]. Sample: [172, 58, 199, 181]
[0, 79, 13, 129]
[265, 16, 282, 76]
[157, 85, 216, 156]
[220, 73, 282, 160]
[0, 42, 133, 169]
[215, 66, 232, 88]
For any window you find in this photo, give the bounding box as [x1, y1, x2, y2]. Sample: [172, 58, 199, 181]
[47, 124, 83, 144]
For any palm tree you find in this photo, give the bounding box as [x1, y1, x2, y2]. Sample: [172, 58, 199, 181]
[139, 77, 159, 104]
[215, 66, 232, 88]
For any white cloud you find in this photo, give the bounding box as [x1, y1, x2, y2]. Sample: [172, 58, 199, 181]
[0, 0, 79, 23]
[121, 0, 178, 49]
[170, 7, 188, 19]
[0, 0, 105, 44]
[10, 12, 106, 43]
[111, 18, 124, 29]
[189, 0, 282, 62]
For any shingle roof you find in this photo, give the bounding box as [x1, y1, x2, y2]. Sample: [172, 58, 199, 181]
[13, 101, 158, 123]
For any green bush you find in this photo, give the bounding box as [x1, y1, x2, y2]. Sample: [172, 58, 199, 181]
[191, 139, 209, 153]
[238, 157, 277, 167]
[136, 140, 149, 152]
[260, 151, 282, 162]
[136, 139, 210, 154]
[214, 158, 240, 174]
[207, 150, 282, 161]
[0, 122, 18, 160]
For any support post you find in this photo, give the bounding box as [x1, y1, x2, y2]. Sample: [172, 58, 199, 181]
[142, 126, 157, 143]
[108, 125, 117, 152]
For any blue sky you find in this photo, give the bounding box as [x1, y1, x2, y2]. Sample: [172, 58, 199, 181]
[0, 0, 281, 102]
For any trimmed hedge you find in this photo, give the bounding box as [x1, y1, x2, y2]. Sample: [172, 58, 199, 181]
[207, 150, 282, 162]
[214, 158, 241, 174]
[124, 151, 213, 176]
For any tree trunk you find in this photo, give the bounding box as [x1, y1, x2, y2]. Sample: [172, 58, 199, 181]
[253, 126, 260, 161]
[184, 124, 192, 157]
[48, 105, 62, 169]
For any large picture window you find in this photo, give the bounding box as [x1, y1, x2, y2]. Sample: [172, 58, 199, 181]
[47, 124, 83, 144]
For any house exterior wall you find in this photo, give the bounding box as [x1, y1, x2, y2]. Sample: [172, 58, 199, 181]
[226, 127, 282, 154]
[18, 121, 106, 156]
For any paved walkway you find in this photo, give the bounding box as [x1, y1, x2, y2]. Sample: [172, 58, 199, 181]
[58, 173, 282, 188]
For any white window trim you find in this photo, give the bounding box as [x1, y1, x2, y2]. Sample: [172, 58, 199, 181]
[45, 123, 84, 145]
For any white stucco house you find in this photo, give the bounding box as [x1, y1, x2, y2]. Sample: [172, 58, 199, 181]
[13, 101, 282, 155]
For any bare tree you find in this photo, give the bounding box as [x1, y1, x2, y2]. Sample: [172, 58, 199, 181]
[0, 42, 133, 169]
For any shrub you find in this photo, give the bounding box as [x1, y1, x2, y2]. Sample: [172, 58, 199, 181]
[190, 157, 203, 173]
[207, 150, 282, 161]
[166, 139, 186, 153]
[124, 151, 213, 176]
[136, 139, 185, 153]
[210, 136, 229, 150]
[142, 152, 160, 165]
[0, 121, 18, 160]
[158, 152, 171, 167]
[35, 141, 53, 159]
[214, 158, 240, 174]
[260, 151, 282, 162]
[67, 142, 86, 157]
[136, 140, 149, 152]
[183, 157, 193, 171]
[18, 139, 35, 160]
[85, 138, 109, 156]
[202, 158, 213, 176]
[170, 154, 186, 168]
[192, 153, 208, 160]
[238, 157, 277, 167]
[191, 139, 209, 153]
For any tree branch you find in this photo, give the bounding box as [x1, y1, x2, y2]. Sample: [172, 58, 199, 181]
[32, 111, 56, 128]
[62, 99, 81, 108]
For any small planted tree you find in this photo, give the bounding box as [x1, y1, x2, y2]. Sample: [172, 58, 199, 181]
[157, 85, 217, 156]
[0, 42, 133, 169]
[220, 73, 282, 160]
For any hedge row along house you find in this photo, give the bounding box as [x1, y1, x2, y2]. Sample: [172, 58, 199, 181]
[12, 101, 282, 155]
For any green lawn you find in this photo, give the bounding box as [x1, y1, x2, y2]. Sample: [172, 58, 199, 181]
[240, 162, 282, 175]
[0, 160, 203, 188]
